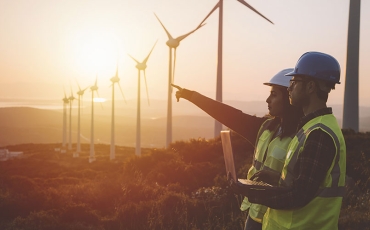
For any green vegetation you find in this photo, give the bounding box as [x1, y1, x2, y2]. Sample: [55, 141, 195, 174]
[0, 131, 369, 230]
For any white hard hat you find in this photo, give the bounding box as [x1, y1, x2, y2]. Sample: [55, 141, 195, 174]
[263, 68, 294, 88]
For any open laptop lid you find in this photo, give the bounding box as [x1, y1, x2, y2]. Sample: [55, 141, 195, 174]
[221, 131, 283, 192]
[220, 130, 237, 181]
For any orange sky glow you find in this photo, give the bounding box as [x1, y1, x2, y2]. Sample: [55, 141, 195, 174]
[0, 0, 369, 112]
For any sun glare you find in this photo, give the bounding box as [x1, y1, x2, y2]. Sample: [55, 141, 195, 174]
[93, 98, 106, 103]
[70, 28, 123, 78]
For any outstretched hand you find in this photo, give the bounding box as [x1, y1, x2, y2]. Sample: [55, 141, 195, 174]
[171, 84, 183, 102]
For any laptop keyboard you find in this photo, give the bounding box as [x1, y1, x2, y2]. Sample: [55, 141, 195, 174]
[238, 179, 273, 187]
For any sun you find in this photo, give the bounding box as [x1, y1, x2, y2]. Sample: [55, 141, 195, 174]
[70, 28, 123, 79]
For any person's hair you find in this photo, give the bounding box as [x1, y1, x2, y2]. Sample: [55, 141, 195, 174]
[265, 86, 304, 139]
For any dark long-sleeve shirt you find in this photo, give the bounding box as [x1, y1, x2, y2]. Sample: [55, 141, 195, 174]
[247, 107, 336, 209]
[186, 90, 267, 145]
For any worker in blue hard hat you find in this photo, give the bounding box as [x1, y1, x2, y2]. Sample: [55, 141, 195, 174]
[172, 68, 304, 230]
[230, 52, 346, 230]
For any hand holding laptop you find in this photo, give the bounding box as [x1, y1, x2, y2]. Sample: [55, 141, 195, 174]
[250, 170, 280, 186]
[228, 172, 250, 197]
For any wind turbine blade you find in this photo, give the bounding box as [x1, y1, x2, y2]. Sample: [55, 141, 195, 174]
[172, 48, 176, 84]
[175, 23, 206, 43]
[75, 78, 82, 91]
[118, 83, 127, 104]
[143, 70, 150, 106]
[115, 59, 119, 78]
[198, 2, 220, 26]
[154, 13, 174, 40]
[64, 87, 67, 98]
[70, 84, 74, 97]
[95, 76, 98, 87]
[236, 0, 274, 24]
[128, 54, 140, 64]
[96, 91, 104, 109]
[143, 40, 158, 65]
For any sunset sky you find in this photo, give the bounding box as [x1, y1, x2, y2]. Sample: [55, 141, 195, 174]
[0, 0, 369, 109]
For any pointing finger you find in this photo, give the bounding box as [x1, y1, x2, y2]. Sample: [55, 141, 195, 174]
[171, 84, 182, 90]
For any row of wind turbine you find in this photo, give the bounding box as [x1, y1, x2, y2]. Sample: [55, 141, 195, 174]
[58, 0, 273, 160]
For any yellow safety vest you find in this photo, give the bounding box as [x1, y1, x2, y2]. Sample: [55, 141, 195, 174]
[240, 119, 292, 223]
[263, 114, 346, 230]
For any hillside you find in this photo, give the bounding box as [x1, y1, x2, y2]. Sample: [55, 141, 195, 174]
[0, 131, 369, 229]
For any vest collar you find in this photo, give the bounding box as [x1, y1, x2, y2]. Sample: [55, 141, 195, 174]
[297, 107, 332, 131]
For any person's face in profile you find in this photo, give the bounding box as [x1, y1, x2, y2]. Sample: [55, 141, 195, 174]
[266, 85, 285, 117]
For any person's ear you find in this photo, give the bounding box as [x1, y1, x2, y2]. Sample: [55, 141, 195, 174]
[306, 81, 317, 94]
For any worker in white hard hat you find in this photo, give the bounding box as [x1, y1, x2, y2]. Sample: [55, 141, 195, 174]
[229, 52, 346, 230]
[172, 68, 304, 230]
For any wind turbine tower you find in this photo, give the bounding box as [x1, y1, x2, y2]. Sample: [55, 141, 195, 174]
[198, 0, 273, 137]
[68, 88, 75, 150]
[61, 91, 69, 153]
[343, 0, 361, 132]
[110, 61, 126, 160]
[154, 14, 205, 148]
[89, 78, 100, 163]
[74, 83, 88, 157]
[128, 41, 157, 156]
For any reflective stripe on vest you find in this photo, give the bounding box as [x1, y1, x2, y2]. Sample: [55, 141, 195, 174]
[281, 123, 344, 198]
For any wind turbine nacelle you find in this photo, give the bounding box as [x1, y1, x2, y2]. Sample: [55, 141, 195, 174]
[136, 63, 147, 70]
[110, 77, 120, 83]
[91, 86, 98, 91]
[77, 91, 84, 96]
[166, 40, 179, 48]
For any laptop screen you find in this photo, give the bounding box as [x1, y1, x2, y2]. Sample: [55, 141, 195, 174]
[220, 130, 237, 181]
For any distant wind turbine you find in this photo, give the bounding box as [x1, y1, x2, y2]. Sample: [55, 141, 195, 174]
[61, 90, 69, 153]
[128, 40, 157, 156]
[154, 13, 205, 148]
[74, 82, 88, 157]
[343, 0, 361, 132]
[198, 0, 273, 137]
[68, 87, 75, 150]
[110, 61, 126, 160]
[89, 77, 101, 163]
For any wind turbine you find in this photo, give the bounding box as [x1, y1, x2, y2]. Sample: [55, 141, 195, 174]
[110, 61, 126, 160]
[74, 82, 88, 157]
[68, 87, 75, 150]
[128, 40, 157, 156]
[89, 77, 100, 163]
[61, 90, 69, 153]
[343, 0, 361, 132]
[198, 0, 273, 137]
[154, 13, 205, 148]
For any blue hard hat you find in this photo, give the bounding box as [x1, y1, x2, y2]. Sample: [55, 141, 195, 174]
[285, 52, 341, 84]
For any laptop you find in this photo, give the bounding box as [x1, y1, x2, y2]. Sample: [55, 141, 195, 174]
[220, 130, 275, 190]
